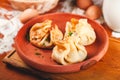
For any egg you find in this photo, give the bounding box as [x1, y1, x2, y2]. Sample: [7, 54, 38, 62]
[85, 5, 102, 20]
[76, 0, 93, 10]
[19, 8, 39, 23]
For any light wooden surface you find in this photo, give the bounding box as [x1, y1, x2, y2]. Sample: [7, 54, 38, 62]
[1, 1, 120, 80]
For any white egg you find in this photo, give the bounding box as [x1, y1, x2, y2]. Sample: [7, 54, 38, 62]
[19, 8, 39, 23]
[85, 5, 102, 20]
[76, 0, 93, 10]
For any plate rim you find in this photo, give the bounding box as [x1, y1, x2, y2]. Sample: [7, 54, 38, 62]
[15, 12, 109, 73]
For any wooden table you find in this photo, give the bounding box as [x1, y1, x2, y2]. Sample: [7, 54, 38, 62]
[1, 1, 120, 80]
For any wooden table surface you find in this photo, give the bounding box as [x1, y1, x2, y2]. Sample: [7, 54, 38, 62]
[1, 1, 120, 80]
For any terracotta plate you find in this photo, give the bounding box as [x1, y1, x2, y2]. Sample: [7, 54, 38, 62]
[15, 13, 109, 73]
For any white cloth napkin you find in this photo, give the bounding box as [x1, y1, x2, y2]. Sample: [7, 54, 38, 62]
[0, 8, 22, 54]
[0, 18, 23, 54]
[112, 32, 120, 38]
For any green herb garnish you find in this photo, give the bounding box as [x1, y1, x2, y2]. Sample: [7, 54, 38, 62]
[68, 32, 73, 36]
[26, 32, 30, 41]
[45, 38, 50, 42]
[43, 43, 46, 46]
[35, 52, 41, 55]
[45, 35, 50, 42]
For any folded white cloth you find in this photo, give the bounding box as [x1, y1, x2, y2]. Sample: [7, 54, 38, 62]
[0, 18, 23, 54]
[112, 31, 120, 38]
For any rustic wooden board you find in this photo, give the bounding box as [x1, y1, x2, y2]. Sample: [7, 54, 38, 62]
[2, 37, 120, 80]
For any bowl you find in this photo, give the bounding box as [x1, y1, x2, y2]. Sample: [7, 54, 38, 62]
[15, 13, 109, 73]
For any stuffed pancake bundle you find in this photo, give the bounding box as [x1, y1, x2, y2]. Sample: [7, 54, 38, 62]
[64, 18, 96, 45]
[30, 18, 96, 65]
[30, 20, 63, 49]
[52, 18, 96, 65]
[52, 37, 87, 65]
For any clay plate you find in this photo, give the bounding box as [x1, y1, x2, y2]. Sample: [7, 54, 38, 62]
[15, 13, 109, 73]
